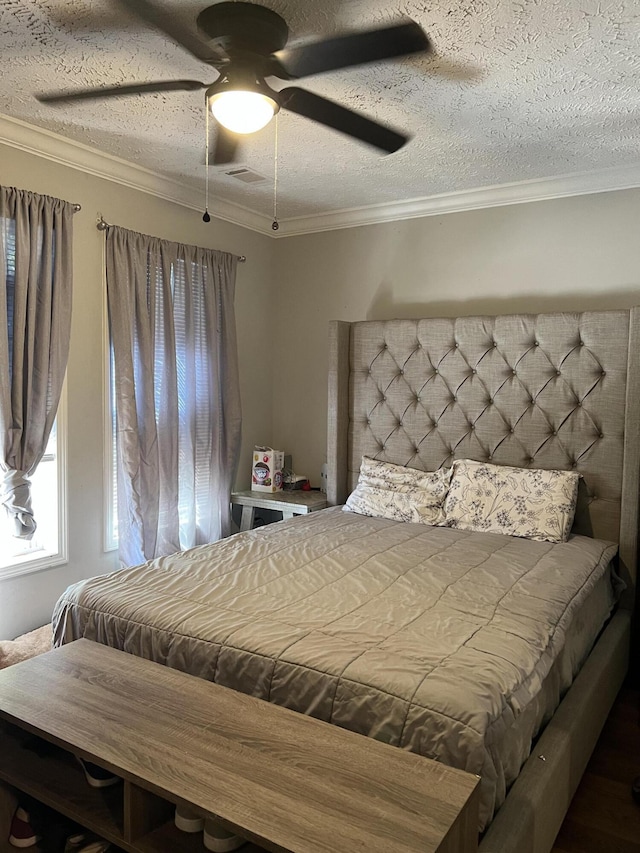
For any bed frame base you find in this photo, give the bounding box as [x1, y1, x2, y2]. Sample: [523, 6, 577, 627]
[479, 608, 631, 853]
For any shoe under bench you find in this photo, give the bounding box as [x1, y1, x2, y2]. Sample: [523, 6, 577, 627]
[0, 638, 480, 853]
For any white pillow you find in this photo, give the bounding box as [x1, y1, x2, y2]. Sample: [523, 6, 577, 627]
[442, 459, 579, 543]
[344, 456, 451, 525]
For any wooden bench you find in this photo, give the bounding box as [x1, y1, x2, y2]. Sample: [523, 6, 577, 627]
[0, 639, 480, 853]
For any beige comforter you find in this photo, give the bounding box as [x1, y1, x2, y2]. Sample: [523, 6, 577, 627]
[52, 507, 618, 828]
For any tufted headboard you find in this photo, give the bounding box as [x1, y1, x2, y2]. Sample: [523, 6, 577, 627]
[328, 310, 640, 607]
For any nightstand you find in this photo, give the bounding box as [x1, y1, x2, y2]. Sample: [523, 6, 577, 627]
[231, 489, 329, 532]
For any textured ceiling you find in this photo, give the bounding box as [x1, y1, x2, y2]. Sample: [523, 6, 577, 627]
[1, 0, 639, 220]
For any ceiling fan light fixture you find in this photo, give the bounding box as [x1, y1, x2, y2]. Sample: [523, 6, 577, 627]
[210, 90, 278, 134]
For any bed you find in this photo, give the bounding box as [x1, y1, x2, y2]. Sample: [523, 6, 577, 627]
[53, 309, 639, 853]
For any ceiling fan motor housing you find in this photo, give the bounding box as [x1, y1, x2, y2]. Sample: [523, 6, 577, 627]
[197, 2, 289, 55]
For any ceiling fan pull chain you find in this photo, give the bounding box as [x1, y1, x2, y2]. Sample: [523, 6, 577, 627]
[272, 114, 279, 231]
[203, 96, 211, 223]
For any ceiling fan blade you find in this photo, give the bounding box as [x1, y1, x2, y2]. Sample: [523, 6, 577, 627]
[274, 20, 430, 79]
[37, 79, 210, 104]
[110, 0, 227, 65]
[212, 124, 240, 166]
[280, 87, 407, 154]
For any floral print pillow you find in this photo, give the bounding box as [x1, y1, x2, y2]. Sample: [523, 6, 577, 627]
[443, 459, 580, 542]
[344, 456, 451, 525]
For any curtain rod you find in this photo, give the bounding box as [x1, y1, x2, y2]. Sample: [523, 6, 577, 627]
[73, 204, 81, 212]
[95, 215, 246, 262]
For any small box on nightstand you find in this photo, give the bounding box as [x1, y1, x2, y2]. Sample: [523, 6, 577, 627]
[251, 446, 284, 492]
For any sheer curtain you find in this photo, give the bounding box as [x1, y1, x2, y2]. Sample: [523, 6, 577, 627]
[0, 186, 73, 538]
[105, 225, 242, 567]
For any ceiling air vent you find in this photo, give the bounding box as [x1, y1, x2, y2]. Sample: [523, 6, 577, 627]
[224, 167, 267, 184]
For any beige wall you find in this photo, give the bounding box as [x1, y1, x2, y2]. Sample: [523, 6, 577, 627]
[273, 189, 640, 487]
[2, 142, 639, 640]
[0, 143, 275, 639]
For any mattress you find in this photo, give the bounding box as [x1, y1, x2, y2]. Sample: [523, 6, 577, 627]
[52, 507, 619, 829]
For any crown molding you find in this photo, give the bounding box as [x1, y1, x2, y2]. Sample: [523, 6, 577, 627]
[0, 113, 272, 235]
[1, 113, 639, 238]
[275, 162, 640, 236]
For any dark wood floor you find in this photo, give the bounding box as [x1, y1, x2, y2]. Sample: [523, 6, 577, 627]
[552, 686, 640, 853]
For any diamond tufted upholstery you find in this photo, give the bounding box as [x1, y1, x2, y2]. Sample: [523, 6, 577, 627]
[328, 310, 640, 599]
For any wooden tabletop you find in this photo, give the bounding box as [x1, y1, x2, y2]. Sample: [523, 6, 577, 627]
[231, 489, 329, 513]
[0, 640, 479, 853]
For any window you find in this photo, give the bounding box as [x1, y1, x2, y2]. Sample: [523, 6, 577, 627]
[103, 261, 209, 552]
[0, 401, 67, 579]
[0, 194, 69, 579]
[104, 226, 240, 566]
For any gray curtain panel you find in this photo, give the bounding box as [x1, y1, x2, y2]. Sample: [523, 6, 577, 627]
[105, 225, 242, 567]
[0, 186, 73, 539]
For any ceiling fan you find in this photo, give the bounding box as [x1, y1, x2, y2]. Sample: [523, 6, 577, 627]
[36, 0, 432, 165]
